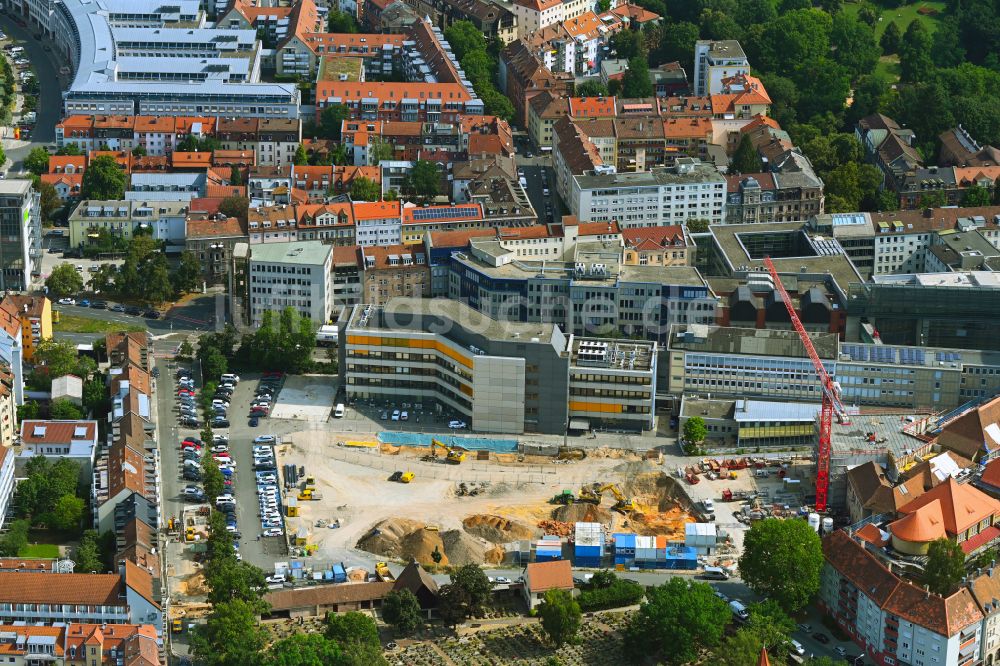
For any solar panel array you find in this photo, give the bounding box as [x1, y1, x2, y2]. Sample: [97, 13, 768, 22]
[842, 345, 930, 365]
[409, 206, 480, 221]
[935, 351, 962, 362]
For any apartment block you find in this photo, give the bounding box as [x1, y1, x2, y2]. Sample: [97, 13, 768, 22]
[0, 446, 13, 533]
[693, 40, 749, 97]
[339, 298, 656, 434]
[0, 295, 50, 362]
[0, 181, 41, 292]
[68, 200, 188, 249]
[19, 421, 99, 481]
[359, 243, 430, 305]
[248, 241, 335, 326]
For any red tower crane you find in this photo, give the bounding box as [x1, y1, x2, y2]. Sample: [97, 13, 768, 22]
[763, 257, 849, 512]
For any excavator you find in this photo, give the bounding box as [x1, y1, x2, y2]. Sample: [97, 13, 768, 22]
[577, 483, 638, 514]
[430, 439, 466, 464]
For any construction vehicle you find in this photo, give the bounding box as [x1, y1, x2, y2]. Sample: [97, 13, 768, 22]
[576, 483, 637, 513]
[552, 489, 575, 505]
[297, 488, 322, 501]
[400, 471, 414, 483]
[722, 488, 734, 502]
[185, 527, 197, 542]
[763, 257, 850, 513]
[430, 439, 466, 464]
[171, 619, 183, 634]
[375, 562, 395, 582]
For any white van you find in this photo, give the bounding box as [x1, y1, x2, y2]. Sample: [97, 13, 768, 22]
[788, 639, 805, 655]
[334, 403, 345, 418]
[701, 566, 729, 580]
[729, 600, 749, 622]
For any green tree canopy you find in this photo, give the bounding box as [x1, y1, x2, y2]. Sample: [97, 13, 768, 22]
[30, 339, 96, 390]
[407, 160, 441, 198]
[739, 518, 823, 612]
[171, 251, 203, 295]
[350, 176, 381, 202]
[229, 165, 243, 186]
[293, 144, 308, 166]
[450, 564, 494, 616]
[73, 530, 105, 573]
[50, 399, 83, 420]
[899, 20, 934, 83]
[730, 134, 763, 175]
[924, 537, 966, 595]
[538, 589, 582, 647]
[575, 80, 608, 97]
[45, 263, 83, 297]
[683, 416, 708, 444]
[381, 589, 423, 635]
[12, 457, 81, 523]
[880, 20, 901, 54]
[190, 599, 269, 666]
[219, 195, 250, 225]
[56, 144, 82, 156]
[46, 493, 84, 532]
[24, 147, 49, 175]
[327, 10, 359, 33]
[962, 184, 992, 207]
[265, 633, 348, 666]
[37, 181, 61, 224]
[81, 155, 127, 200]
[319, 104, 350, 141]
[444, 20, 485, 61]
[0, 520, 28, 557]
[622, 54, 654, 98]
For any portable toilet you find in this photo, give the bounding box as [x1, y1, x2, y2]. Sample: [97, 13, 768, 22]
[286, 497, 299, 517]
[295, 527, 308, 546]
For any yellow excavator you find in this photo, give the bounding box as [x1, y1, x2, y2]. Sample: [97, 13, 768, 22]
[431, 439, 466, 464]
[578, 483, 638, 514]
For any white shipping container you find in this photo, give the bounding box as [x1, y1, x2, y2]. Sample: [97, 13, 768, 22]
[575, 522, 603, 547]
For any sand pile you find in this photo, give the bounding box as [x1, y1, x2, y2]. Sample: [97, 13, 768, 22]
[356, 518, 425, 559]
[441, 529, 487, 566]
[346, 567, 369, 582]
[552, 503, 613, 524]
[400, 529, 448, 567]
[484, 546, 505, 565]
[463, 514, 538, 543]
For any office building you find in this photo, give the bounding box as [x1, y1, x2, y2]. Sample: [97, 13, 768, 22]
[339, 299, 657, 434]
[724, 171, 824, 224]
[43, 0, 299, 118]
[0, 181, 40, 292]
[692, 40, 749, 97]
[248, 241, 334, 326]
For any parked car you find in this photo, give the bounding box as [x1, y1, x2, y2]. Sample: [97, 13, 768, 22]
[57, 298, 75, 305]
[249, 416, 259, 427]
[124, 306, 143, 315]
[391, 410, 400, 421]
[110, 304, 126, 312]
[448, 420, 467, 429]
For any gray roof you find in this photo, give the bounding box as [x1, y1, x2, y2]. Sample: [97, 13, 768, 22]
[668, 323, 839, 359]
[575, 161, 725, 190]
[250, 241, 332, 266]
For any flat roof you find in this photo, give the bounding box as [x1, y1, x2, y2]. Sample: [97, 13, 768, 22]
[870, 271, 1000, 289]
[669, 323, 839, 359]
[575, 162, 725, 189]
[570, 337, 655, 372]
[250, 241, 332, 265]
[349, 298, 558, 344]
[734, 399, 820, 423]
[831, 411, 932, 457]
[0, 180, 31, 195]
[680, 397, 735, 420]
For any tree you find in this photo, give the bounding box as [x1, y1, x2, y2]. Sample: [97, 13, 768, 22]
[56, 144, 82, 156]
[368, 136, 394, 166]
[743, 599, 795, 653]
[683, 416, 708, 444]
[899, 20, 934, 83]
[82, 376, 107, 414]
[881, 20, 901, 54]
[205, 559, 268, 606]
[716, 629, 766, 666]
[190, 600, 268, 666]
[178, 340, 195, 360]
[963, 185, 992, 207]
[325, 611, 380, 649]
[319, 104, 350, 141]
[13, 457, 81, 523]
[202, 453, 225, 502]
[47, 493, 84, 531]
[16, 401, 39, 421]
[31, 339, 96, 390]
[80, 155, 127, 200]
[622, 54, 653, 98]
[265, 633, 347, 666]
[381, 589, 422, 635]
[444, 20, 485, 61]
[171, 251, 203, 295]
[686, 219, 710, 233]
[538, 589, 582, 647]
[219, 195, 250, 225]
[611, 29, 643, 60]
[24, 146, 49, 175]
[925, 537, 966, 595]
[37, 181, 61, 224]
[575, 80, 608, 97]
[407, 160, 440, 198]
[739, 518, 823, 612]
[293, 144, 308, 166]
[350, 177, 381, 202]
[730, 135, 762, 175]
[0, 520, 28, 556]
[45, 263, 83, 297]
[656, 21, 699, 71]
[50, 398, 83, 420]
[451, 564, 493, 616]
[830, 12, 880, 78]
[327, 9, 359, 33]
[623, 578, 730, 664]
[73, 530, 104, 573]
[436, 583, 472, 627]
[229, 165, 243, 186]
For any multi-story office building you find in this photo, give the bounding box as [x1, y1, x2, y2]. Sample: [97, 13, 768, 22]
[447, 238, 716, 341]
[44, 0, 298, 118]
[0, 445, 14, 533]
[248, 241, 334, 326]
[0, 181, 40, 293]
[692, 40, 749, 96]
[339, 299, 656, 433]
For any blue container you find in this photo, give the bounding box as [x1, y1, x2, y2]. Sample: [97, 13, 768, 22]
[332, 563, 347, 583]
[613, 533, 636, 555]
[575, 544, 602, 557]
[324, 570, 334, 580]
[575, 556, 601, 567]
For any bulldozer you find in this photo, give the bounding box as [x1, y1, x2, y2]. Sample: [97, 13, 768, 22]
[430, 439, 466, 464]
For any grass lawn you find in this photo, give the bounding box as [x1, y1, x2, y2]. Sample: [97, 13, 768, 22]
[19, 543, 60, 558]
[54, 314, 146, 334]
[875, 54, 902, 80]
[844, 0, 946, 38]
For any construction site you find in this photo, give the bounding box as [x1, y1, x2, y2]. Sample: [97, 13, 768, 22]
[274, 430, 703, 569]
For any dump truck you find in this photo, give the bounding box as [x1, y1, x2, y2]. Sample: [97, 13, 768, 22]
[375, 561, 395, 582]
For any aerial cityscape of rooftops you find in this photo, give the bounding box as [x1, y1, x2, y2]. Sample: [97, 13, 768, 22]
[0, 0, 997, 662]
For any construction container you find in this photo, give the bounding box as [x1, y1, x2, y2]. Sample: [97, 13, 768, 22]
[635, 535, 656, 561]
[684, 523, 717, 554]
[655, 535, 667, 559]
[286, 497, 299, 517]
[662, 545, 698, 570]
[613, 533, 636, 556]
[535, 539, 562, 562]
[290, 561, 305, 579]
[295, 528, 308, 546]
[574, 522, 604, 566]
[332, 562, 347, 583]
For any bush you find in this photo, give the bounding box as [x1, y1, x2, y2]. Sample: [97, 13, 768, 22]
[578, 580, 645, 611]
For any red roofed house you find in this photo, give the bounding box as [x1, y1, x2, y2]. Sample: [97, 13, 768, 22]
[622, 225, 689, 266]
[820, 530, 985, 666]
[40, 173, 83, 202]
[522, 559, 574, 610]
[888, 478, 1000, 556]
[359, 242, 429, 304]
[296, 203, 355, 245]
[64, 622, 160, 665]
[19, 420, 99, 480]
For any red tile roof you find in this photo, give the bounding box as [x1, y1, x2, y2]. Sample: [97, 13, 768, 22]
[526, 560, 573, 593]
[0, 572, 122, 605]
[20, 420, 97, 445]
[897, 478, 1000, 536]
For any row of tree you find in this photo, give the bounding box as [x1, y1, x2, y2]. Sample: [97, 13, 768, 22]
[444, 21, 515, 121]
[195, 309, 319, 381]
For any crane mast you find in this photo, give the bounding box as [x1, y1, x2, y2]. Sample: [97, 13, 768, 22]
[762, 257, 848, 512]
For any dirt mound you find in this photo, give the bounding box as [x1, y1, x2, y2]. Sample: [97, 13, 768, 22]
[356, 518, 425, 559]
[552, 503, 613, 524]
[442, 529, 487, 566]
[463, 514, 538, 543]
[484, 546, 505, 565]
[400, 528, 448, 567]
[345, 567, 369, 582]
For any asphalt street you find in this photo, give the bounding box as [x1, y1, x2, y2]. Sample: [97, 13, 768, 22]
[51, 295, 220, 335]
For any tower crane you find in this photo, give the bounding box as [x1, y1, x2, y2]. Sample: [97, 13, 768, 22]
[763, 257, 850, 512]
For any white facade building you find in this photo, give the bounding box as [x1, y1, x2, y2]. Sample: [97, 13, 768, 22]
[0, 446, 14, 532]
[563, 160, 727, 228]
[693, 40, 749, 96]
[248, 241, 335, 326]
[0, 180, 41, 294]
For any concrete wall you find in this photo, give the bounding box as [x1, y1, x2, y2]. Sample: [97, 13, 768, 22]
[471, 355, 525, 433]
